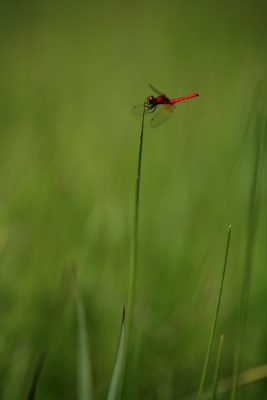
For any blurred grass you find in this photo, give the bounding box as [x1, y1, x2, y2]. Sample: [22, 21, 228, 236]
[25, 352, 45, 400]
[0, 0, 267, 399]
[230, 87, 266, 400]
[74, 272, 93, 400]
[211, 334, 224, 400]
[107, 307, 125, 400]
[196, 226, 231, 400]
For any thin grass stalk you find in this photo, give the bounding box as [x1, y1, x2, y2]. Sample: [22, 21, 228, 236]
[123, 104, 146, 389]
[196, 225, 232, 400]
[121, 103, 145, 399]
[211, 334, 224, 400]
[128, 104, 145, 335]
[230, 111, 264, 400]
[181, 363, 267, 400]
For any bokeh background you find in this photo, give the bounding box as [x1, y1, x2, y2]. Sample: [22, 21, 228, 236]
[0, 0, 267, 399]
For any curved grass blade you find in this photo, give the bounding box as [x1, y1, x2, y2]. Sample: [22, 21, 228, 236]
[107, 307, 126, 400]
[74, 273, 93, 400]
[125, 103, 145, 363]
[26, 352, 45, 400]
[196, 226, 232, 400]
[121, 102, 146, 398]
[211, 334, 224, 400]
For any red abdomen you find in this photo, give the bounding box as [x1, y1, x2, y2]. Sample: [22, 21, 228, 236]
[170, 93, 199, 104]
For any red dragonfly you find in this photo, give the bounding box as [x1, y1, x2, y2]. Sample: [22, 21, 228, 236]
[132, 84, 199, 128]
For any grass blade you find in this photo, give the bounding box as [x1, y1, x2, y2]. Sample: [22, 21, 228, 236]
[181, 363, 267, 400]
[230, 105, 265, 400]
[196, 225, 232, 400]
[123, 103, 146, 394]
[107, 307, 126, 400]
[211, 335, 224, 400]
[74, 274, 93, 400]
[26, 352, 45, 400]
[128, 103, 145, 337]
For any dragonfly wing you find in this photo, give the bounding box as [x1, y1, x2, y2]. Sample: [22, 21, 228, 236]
[148, 83, 164, 96]
[132, 102, 156, 116]
[150, 104, 174, 128]
[132, 103, 145, 116]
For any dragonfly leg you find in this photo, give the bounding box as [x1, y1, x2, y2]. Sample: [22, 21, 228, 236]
[144, 103, 157, 114]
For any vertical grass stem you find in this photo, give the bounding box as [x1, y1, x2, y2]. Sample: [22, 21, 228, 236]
[122, 104, 146, 395]
[230, 113, 264, 400]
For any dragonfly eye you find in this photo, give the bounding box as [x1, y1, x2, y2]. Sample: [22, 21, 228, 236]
[147, 95, 155, 104]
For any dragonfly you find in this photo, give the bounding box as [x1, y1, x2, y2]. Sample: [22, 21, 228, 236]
[132, 84, 199, 128]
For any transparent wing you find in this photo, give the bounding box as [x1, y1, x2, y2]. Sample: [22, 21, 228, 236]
[131, 103, 145, 116]
[148, 83, 164, 96]
[150, 104, 174, 128]
[132, 102, 155, 116]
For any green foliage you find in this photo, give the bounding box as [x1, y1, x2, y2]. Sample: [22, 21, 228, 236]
[0, 1, 267, 399]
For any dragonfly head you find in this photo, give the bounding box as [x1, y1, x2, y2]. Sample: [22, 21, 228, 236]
[147, 95, 155, 105]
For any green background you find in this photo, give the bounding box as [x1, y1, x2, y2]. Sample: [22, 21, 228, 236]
[0, 0, 267, 398]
